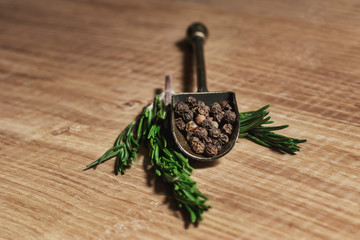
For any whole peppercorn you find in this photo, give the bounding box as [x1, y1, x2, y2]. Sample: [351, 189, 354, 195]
[224, 110, 236, 123]
[212, 139, 222, 151]
[219, 133, 229, 144]
[211, 121, 219, 129]
[220, 100, 228, 108]
[186, 96, 197, 107]
[191, 140, 205, 154]
[197, 101, 206, 108]
[190, 136, 201, 145]
[198, 105, 210, 117]
[209, 128, 221, 138]
[203, 136, 213, 144]
[210, 102, 222, 114]
[195, 114, 206, 125]
[222, 123, 233, 135]
[205, 144, 218, 156]
[213, 112, 224, 123]
[194, 127, 208, 139]
[220, 100, 232, 110]
[175, 118, 186, 131]
[182, 109, 193, 122]
[185, 121, 198, 132]
[201, 119, 214, 129]
[174, 102, 189, 115]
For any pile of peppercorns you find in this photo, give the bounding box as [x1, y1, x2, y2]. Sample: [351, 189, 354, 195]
[174, 96, 236, 157]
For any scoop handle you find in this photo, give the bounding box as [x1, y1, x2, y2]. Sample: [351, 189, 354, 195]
[187, 23, 209, 92]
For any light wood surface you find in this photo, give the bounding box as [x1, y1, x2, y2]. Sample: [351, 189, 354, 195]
[1, 0, 359, 239]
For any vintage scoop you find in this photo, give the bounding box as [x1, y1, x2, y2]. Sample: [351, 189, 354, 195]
[171, 23, 240, 161]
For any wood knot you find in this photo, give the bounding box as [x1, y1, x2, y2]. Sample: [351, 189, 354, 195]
[51, 126, 70, 136]
[118, 100, 143, 110]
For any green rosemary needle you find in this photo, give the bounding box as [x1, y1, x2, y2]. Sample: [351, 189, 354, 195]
[238, 105, 307, 154]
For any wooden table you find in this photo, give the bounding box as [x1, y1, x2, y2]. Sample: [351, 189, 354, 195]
[1, 0, 359, 239]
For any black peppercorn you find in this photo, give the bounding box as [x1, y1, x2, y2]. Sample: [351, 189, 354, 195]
[212, 139, 222, 151]
[197, 101, 206, 108]
[198, 105, 210, 117]
[213, 112, 224, 123]
[175, 102, 189, 115]
[222, 123, 233, 135]
[220, 100, 228, 108]
[210, 102, 222, 114]
[190, 136, 201, 144]
[186, 96, 197, 107]
[182, 109, 193, 122]
[194, 127, 208, 139]
[220, 100, 232, 110]
[175, 118, 186, 131]
[201, 119, 214, 129]
[203, 136, 213, 144]
[219, 133, 229, 144]
[209, 128, 221, 138]
[224, 110, 236, 123]
[205, 144, 218, 156]
[191, 139, 205, 154]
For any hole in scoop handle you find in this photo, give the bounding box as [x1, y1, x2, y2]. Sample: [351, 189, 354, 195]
[187, 23, 209, 93]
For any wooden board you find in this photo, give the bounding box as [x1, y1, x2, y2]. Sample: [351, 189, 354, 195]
[1, 0, 359, 239]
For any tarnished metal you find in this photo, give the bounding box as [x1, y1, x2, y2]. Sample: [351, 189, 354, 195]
[171, 23, 240, 161]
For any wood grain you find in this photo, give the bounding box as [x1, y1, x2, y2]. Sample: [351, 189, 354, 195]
[0, 0, 359, 239]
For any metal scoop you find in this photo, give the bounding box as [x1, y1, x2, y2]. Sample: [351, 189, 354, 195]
[170, 23, 240, 161]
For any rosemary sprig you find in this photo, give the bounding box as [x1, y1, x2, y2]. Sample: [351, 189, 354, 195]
[87, 94, 210, 223]
[86, 121, 139, 175]
[238, 105, 307, 154]
[87, 95, 306, 224]
[144, 95, 210, 223]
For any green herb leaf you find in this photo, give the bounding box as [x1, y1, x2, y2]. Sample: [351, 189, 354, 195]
[87, 95, 306, 225]
[239, 105, 306, 154]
